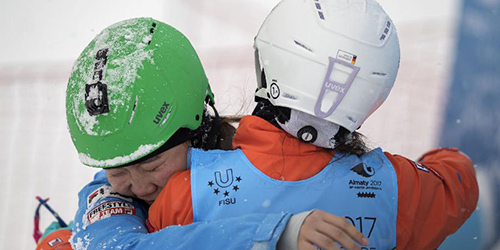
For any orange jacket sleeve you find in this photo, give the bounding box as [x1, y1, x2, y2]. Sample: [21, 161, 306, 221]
[147, 170, 193, 232]
[386, 148, 479, 250]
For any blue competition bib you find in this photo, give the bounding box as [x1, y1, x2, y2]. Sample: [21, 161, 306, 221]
[191, 148, 398, 250]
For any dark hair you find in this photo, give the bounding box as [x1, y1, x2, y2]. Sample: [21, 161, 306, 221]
[214, 116, 240, 150]
[190, 103, 240, 151]
[333, 127, 370, 156]
[252, 98, 370, 156]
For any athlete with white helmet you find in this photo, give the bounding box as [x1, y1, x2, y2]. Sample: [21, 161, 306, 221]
[147, 0, 479, 249]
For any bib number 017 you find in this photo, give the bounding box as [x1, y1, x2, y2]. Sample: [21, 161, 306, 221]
[345, 216, 377, 238]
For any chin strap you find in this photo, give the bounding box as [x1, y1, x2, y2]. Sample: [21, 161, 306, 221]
[254, 49, 268, 99]
[204, 100, 221, 150]
[191, 97, 221, 150]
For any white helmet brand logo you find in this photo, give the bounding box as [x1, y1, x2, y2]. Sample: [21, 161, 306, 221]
[325, 82, 346, 93]
[85, 48, 109, 116]
[153, 102, 171, 125]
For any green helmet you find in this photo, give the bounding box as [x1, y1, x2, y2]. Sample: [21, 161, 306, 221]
[66, 17, 214, 168]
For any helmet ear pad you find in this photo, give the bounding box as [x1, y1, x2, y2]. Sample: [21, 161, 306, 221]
[277, 109, 340, 149]
[252, 99, 340, 149]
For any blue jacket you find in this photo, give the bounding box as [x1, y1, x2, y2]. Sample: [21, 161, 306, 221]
[70, 170, 291, 250]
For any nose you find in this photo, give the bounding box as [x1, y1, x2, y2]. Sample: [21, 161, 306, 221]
[130, 178, 158, 200]
[131, 182, 157, 200]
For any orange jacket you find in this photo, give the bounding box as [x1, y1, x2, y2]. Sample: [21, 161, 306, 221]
[148, 116, 478, 249]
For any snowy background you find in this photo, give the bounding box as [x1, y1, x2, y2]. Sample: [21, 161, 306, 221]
[0, 0, 498, 249]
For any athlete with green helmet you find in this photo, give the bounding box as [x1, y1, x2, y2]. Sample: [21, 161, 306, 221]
[64, 17, 236, 206]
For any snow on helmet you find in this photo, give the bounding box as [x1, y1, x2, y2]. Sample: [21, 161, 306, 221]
[254, 0, 400, 133]
[66, 17, 214, 168]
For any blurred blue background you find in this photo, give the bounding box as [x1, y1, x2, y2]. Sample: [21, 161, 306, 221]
[440, 0, 500, 249]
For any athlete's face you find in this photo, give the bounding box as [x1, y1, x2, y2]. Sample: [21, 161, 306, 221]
[105, 142, 190, 204]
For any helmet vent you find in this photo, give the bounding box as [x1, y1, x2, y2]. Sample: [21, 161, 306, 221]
[379, 21, 392, 41]
[294, 40, 313, 53]
[129, 96, 139, 124]
[148, 23, 157, 45]
[313, 0, 325, 20]
[371, 72, 387, 77]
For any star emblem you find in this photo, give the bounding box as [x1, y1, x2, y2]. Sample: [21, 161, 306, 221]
[213, 188, 220, 195]
[236, 176, 242, 182]
[233, 185, 239, 191]
[208, 181, 214, 187]
[223, 191, 230, 197]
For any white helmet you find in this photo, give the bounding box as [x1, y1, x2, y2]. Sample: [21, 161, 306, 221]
[254, 0, 400, 133]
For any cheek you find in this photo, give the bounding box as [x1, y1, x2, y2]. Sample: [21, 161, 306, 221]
[154, 159, 187, 188]
[107, 176, 131, 196]
[152, 167, 176, 189]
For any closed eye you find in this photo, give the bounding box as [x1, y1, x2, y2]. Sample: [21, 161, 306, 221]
[146, 165, 160, 172]
[109, 171, 127, 177]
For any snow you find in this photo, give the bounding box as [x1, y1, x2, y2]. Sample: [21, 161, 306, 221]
[79, 142, 163, 167]
[68, 18, 155, 137]
[70, 233, 93, 250]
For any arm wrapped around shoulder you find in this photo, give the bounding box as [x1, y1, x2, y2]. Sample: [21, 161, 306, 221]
[384, 148, 479, 249]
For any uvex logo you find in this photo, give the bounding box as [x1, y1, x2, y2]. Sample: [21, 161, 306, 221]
[153, 102, 170, 124]
[324, 82, 346, 93]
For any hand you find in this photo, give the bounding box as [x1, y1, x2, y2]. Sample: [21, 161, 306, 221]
[298, 210, 369, 250]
